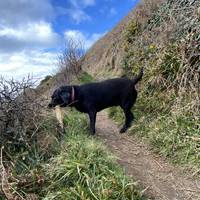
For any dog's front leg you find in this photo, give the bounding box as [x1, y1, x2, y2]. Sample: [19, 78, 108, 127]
[88, 111, 97, 135]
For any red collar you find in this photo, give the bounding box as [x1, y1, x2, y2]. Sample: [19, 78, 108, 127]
[71, 86, 75, 103]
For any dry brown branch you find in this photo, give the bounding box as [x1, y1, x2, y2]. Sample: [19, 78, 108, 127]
[0, 76, 44, 154]
[55, 38, 84, 86]
[1, 146, 15, 200]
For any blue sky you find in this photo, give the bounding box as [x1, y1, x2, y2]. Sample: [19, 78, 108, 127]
[0, 0, 139, 80]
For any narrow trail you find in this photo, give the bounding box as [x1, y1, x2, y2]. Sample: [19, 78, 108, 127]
[96, 111, 200, 200]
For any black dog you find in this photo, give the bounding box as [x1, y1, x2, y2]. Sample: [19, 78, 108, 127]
[48, 68, 143, 134]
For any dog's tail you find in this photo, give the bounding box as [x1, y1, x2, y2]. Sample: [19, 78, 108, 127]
[132, 67, 144, 85]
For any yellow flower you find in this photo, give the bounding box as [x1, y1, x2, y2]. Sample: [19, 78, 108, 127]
[149, 44, 155, 49]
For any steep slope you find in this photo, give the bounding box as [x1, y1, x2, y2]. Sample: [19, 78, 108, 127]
[82, 0, 164, 78]
[84, 0, 200, 170]
[81, 11, 132, 78]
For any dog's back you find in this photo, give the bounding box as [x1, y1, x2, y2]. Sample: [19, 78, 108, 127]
[79, 68, 143, 111]
[78, 77, 137, 111]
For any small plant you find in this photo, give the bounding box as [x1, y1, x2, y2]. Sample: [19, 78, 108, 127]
[160, 44, 181, 83]
[79, 71, 94, 83]
[108, 107, 124, 125]
[124, 20, 139, 45]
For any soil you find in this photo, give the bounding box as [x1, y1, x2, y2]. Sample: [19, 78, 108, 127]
[96, 111, 200, 200]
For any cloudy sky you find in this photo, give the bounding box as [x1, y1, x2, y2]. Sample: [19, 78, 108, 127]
[0, 0, 139, 80]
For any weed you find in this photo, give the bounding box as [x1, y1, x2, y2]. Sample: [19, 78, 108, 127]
[79, 71, 94, 84]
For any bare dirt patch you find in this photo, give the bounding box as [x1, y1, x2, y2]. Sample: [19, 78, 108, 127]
[96, 111, 200, 200]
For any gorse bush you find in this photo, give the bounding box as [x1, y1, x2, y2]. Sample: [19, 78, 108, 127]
[109, 0, 200, 170]
[160, 44, 181, 83]
[79, 71, 94, 83]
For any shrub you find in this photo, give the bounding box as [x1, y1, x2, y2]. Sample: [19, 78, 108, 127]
[160, 44, 181, 83]
[124, 20, 139, 47]
[0, 76, 43, 154]
[79, 71, 94, 84]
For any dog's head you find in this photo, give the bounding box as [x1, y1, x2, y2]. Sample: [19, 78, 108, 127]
[48, 86, 72, 108]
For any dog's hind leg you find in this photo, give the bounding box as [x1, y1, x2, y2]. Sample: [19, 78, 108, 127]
[88, 111, 97, 135]
[120, 107, 134, 133]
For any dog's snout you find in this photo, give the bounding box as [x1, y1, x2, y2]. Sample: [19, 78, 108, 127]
[48, 103, 53, 108]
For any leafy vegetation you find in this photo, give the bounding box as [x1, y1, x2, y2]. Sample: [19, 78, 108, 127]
[79, 71, 94, 83]
[109, 0, 200, 170]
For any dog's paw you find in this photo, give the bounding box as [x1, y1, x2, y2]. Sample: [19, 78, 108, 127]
[119, 127, 127, 133]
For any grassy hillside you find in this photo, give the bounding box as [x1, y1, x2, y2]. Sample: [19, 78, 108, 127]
[107, 0, 200, 170]
[82, 0, 164, 78]
[1, 0, 199, 198]
[0, 110, 145, 199]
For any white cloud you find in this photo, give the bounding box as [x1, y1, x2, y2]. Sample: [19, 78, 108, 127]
[100, 6, 117, 17]
[66, 0, 96, 23]
[0, 0, 54, 27]
[69, 0, 96, 8]
[0, 22, 60, 52]
[0, 0, 61, 80]
[66, 8, 91, 24]
[82, 0, 96, 6]
[0, 51, 58, 80]
[0, 0, 100, 80]
[64, 30, 105, 50]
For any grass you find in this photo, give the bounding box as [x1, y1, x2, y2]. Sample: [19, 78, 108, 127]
[108, 83, 200, 170]
[109, 100, 199, 168]
[79, 71, 94, 83]
[5, 110, 145, 200]
[42, 111, 144, 200]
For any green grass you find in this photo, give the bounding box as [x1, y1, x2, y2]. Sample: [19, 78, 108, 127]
[42, 111, 144, 200]
[108, 88, 200, 170]
[8, 111, 145, 200]
[79, 71, 94, 83]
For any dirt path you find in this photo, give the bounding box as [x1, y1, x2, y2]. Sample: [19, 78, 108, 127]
[96, 111, 200, 200]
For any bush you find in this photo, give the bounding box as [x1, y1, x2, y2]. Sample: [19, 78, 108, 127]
[0, 77, 61, 199]
[0, 76, 43, 153]
[124, 20, 139, 47]
[79, 71, 94, 83]
[109, 0, 200, 170]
